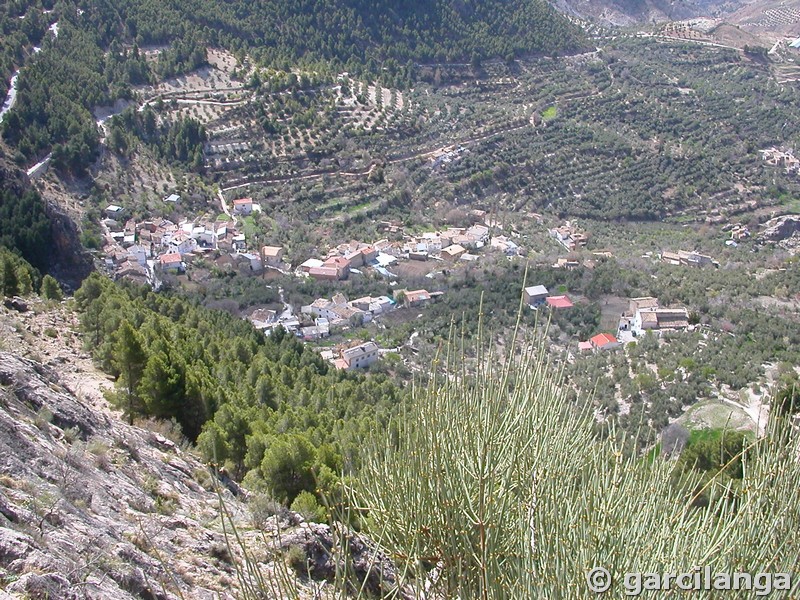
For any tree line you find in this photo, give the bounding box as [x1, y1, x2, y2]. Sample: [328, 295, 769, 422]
[74, 274, 403, 506]
[108, 107, 207, 171]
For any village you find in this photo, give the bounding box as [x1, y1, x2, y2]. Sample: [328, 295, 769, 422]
[96, 194, 530, 370]
[96, 190, 730, 372]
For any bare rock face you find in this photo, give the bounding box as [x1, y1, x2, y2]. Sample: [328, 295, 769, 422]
[0, 352, 245, 599]
[760, 215, 800, 242]
[0, 350, 404, 600]
[273, 519, 405, 597]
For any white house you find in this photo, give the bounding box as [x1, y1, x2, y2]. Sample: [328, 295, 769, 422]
[167, 233, 197, 256]
[232, 197, 253, 215]
[232, 234, 246, 250]
[196, 228, 217, 248]
[523, 285, 549, 306]
[127, 244, 149, 266]
[341, 342, 379, 370]
[159, 252, 183, 272]
[262, 245, 284, 267]
[302, 298, 338, 321]
[105, 204, 124, 219]
[239, 252, 263, 272]
[298, 258, 325, 274]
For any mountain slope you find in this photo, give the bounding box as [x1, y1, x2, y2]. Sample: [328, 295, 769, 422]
[0, 153, 91, 289]
[0, 349, 249, 599]
[0, 299, 404, 599]
[118, 0, 588, 64]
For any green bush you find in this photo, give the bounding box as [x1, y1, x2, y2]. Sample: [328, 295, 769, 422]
[350, 332, 800, 598]
[290, 490, 326, 523]
[40, 275, 63, 301]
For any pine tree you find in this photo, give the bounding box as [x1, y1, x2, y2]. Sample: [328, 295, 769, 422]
[15, 267, 32, 296]
[1, 257, 19, 297]
[139, 350, 184, 419]
[41, 274, 62, 301]
[112, 321, 147, 425]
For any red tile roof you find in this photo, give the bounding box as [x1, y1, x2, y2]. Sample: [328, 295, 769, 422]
[590, 333, 618, 347]
[546, 295, 573, 309]
[405, 289, 431, 304]
[324, 256, 349, 268]
[308, 266, 339, 279]
[159, 252, 182, 264]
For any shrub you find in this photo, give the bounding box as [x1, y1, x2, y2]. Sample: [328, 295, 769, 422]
[248, 493, 286, 529]
[87, 438, 111, 470]
[289, 490, 326, 523]
[284, 544, 308, 577]
[34, 407, 53, 430]
[352, 331, 800, 598]
[40, 275, 63, 301]
[209, 541, 233, 565]
[62, 426, 81, 444]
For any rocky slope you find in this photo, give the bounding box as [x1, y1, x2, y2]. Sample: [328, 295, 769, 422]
[552, 0, 772, 28]
[0, 348, 256, 599]
[0, 300, 401, 599]
[0, 155, 93, 292]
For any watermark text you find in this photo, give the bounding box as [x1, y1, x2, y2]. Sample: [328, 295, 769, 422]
[586, 566, 792, 596]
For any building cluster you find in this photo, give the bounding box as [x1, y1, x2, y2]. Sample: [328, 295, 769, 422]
[100, 200, 292, 285]
[430, 145, 468, 170]
[722, 223, 752, 245]
[760, 147, 800, 175]
[321, 341, 381, 371]
[296, 220, 520, 282]
[577, 296, 690, 354]
[301, 292, 394, 331]
[551, 251, 611, 270]
[660, 250, 717, 268]
[625, 297, 690, 336]
[297, 287, 441, 340]
[297, 242, 379, 281]
[523, 285, 574, 309]
[549, 221, 589, 251]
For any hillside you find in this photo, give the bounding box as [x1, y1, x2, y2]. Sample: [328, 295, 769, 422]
[0, 153, 91, 290]
[0, 0, 587, 171]
[0, 299, 402, 599]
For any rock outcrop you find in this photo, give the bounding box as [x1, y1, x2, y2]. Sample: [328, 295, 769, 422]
[0, 351, 246, 599]
[760, 214, 800, 242]
[0, 344, 404, 600]
[0, 156, 92, 292]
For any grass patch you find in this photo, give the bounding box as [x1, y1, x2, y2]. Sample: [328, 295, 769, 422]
[241, 216, 259, 238]
[541, 105, 557, 121]
[680, 399, 754, 432]
[685, 427, 754, 447]
[644, 443, 661, 464]
[345, 200, 374, 214]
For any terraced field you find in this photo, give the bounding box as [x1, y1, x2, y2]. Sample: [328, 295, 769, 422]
[106, 35, 800, 231]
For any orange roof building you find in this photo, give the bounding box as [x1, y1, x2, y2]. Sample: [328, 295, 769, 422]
[546, 295, 573, 309]
[590, 333, 619, 350]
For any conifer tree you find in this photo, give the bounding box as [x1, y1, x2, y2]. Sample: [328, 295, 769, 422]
[112, 320, 147, 425]
[1, 257, 19, 297]
[15, 267, 32, 296]
[41, 274, 63, 301]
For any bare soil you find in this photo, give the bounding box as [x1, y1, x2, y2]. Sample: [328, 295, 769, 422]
[0, 299, 114, 413]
